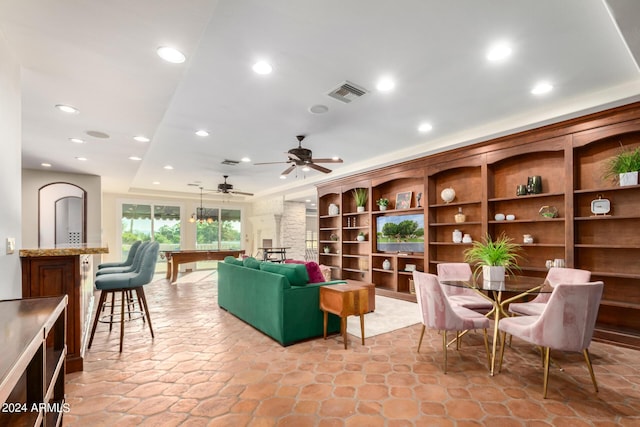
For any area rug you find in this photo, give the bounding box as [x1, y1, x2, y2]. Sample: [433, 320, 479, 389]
[347, 295, 421, 338]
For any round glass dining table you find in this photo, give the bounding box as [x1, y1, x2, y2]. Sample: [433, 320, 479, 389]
[440, 275, 553, 375]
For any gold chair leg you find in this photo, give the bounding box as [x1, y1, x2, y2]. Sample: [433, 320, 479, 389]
[442, 330, 448, 374]
[417, 325, 425, 353]
[456, 331, 460, 350]
[583, 349, 599, 393]
[483, 328, 491, 371]
[542, 347, 550, 398]
[498, 331, 507, 373]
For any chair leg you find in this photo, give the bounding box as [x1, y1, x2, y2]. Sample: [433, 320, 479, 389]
[482, 328, 491, 371]
[136, 286, 155, 339]
[88, 290, 107, 349]
[442, 330, 448, 374]
[417, 325, 425, 353]
[109, 291, 115, 332]
[119, 290, 125, 352]
[498, 331, 507, 373]
[583, 348, 599, 393]
[542, 347, 551, 398]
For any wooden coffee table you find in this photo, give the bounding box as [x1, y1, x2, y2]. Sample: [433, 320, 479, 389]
[320, 283, 369, 349]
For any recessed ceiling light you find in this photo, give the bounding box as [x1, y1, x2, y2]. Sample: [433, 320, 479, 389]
[69, 138, 85, 144]
[134, 135, 150, 142]
[418, 123, 433, 133]
[152, 181, 160, 185]
[301, 166, 311, 172]
[86, 130, 110, 139]
[305, 199, 311, 203]
[241, 157, 251, 162]
[129, 156, 142, 161]
[164, 165, 174, 170]
[195, 130, 209, 137]
[279, 175, 287, 180]
[55, 104, 79, 114]
[309, 104, 329, 114]
[75, 157, 87, 161]
[41, 163, 52, 167]
[487, 43, 512, 61]
[531, 82, 553, 95]
[376, 77, 395, 92]
[157, 46, 186, 64]
[252, 61, 273, 75]
[311, 203, 316, 207]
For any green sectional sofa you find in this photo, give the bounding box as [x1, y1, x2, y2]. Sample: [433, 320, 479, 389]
[218, 259, 346, 346]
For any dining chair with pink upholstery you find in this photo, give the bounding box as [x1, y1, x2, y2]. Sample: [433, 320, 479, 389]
[436, 263, 493, 312]
[413, 271, 491, 373]
[498, 281, 604, 398]
[508, 267, 591, 317]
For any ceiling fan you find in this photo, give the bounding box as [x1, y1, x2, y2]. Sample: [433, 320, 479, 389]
[188, 175, 254, 196]
[254, 135, 343, 176]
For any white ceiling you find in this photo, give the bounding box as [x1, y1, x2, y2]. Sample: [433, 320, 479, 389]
[2, 0, 640, 203]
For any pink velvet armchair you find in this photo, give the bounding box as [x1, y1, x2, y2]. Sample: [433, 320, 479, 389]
[436, 263, 493, 312]
[508, 267, 591, 317]
[498, 281, 604, 398]
[413, 271, 491, 373]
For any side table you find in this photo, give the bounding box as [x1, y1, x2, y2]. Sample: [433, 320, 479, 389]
[320, 284, 369, 349]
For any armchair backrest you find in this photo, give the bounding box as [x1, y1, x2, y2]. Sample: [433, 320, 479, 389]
[129, 241, 160, 286]
[122, 240, 142, 266]
[531, 281, 603, 352]
[413, 271, 466, 331]
[533, 267, 592, 303]
[436, 263, 473, 296]
[130, 241, 151, 272]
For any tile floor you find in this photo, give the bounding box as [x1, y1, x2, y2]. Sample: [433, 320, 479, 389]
[64, 272, 640, 426]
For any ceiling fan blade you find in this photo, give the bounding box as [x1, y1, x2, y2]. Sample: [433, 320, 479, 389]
[311, 158, 343, 164]
[254, 161, 289, 165]
[308, 163, 332, 173]
[281, 164, 296, 175]
[288, 153, 302, 161]
[230, 190, 254, 196]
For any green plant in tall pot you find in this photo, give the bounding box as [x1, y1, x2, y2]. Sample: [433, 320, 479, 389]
[353, 188, 368, 212]
[603, 146, 640, 187]
[463, 233, 522, 283]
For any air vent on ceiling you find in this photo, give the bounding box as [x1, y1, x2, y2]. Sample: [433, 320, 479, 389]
[327, 81, 368, 103]
[221, 159, 240, 166]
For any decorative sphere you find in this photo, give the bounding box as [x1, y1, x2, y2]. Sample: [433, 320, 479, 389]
[440, 187, 456, 203]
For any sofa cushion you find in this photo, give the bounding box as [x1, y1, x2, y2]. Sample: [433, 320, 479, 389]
[243, 256, 261, 269]
[224, 256, 243, 266]
[305, 261, 326, 283]
[260, 262, 309, 286]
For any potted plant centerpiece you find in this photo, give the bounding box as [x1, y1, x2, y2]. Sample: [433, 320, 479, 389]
[603, 146, 640, 186]
[463, 233, 522, 283]
[357, 231, 366, 241]
[353, 188, 368, 212]
[376, 198, 389, 211]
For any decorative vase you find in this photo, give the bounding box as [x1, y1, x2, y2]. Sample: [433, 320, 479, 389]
[619, 171, 639, 186]
[379, 205, 387, 211]
[523, 234, 534, 244]
[454, 207, 465, 223]
[527, 176, 542, 194]
[323, 247, 330, 254]
[452, 229, 463, 243]
[357, 206, 365, 213]
[357, 235, 365, 241]
[382, 259, 391, 270]
[462, 234, 472, 244]
[483, 265, 505, 283]
[328, 203, 339, 215]
[440, 187, 456, 204]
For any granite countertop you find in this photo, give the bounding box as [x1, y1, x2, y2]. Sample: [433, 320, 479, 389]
[19, 244, 109, 257]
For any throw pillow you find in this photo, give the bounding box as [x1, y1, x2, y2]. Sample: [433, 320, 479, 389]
[260, 262, 309, 286]
[305, 261, 326, 283]
[224, 256, 243, 266]
[243, 256, 261, 269]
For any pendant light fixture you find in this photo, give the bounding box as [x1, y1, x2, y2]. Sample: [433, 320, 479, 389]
[189, 187, 214, 224]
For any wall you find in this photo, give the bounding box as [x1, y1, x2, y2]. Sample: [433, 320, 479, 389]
[0, 30, 22, 299]
[249, 197, 307, 260]
[21, 169, 102, 248]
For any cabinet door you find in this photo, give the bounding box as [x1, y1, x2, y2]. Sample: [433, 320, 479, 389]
[22, 256, 81, 372]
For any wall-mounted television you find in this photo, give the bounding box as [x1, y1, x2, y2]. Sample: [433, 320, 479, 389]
[376, 213, 425, 253]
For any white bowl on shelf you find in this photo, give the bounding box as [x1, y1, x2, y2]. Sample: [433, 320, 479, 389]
[494, 213, 505, 221]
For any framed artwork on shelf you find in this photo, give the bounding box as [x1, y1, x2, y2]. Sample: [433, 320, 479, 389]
[395, 191, 412, 209]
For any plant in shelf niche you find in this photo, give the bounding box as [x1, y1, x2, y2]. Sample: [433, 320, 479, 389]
[376, 198, 389, 211]
[357, 232, 366, 241]
[463, 233, 522, 283]
[353, 188, 368, 212]
[323, 246, 330, 254]
[603, 145, 640, 186]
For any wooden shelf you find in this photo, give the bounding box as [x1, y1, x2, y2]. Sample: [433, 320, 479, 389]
[488, 192, 564, 202]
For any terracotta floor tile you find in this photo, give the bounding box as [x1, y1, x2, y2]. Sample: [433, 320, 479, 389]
[63, 273, 640, 426]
